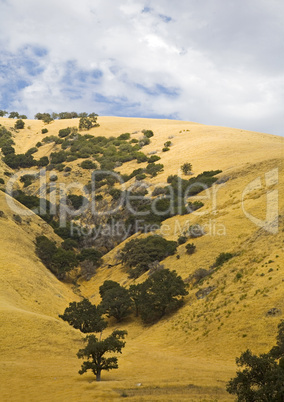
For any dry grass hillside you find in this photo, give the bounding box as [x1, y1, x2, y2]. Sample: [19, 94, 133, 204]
[0, 116, 283, 401]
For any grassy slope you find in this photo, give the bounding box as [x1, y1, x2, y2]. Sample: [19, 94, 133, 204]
[0, 116, 283, 401]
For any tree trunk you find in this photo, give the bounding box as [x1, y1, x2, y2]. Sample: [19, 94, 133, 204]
[96, 371, 101, 382]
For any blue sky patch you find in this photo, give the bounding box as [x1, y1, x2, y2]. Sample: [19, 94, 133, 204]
[159, 14, 172, 23]
[136, 83, 180, 98]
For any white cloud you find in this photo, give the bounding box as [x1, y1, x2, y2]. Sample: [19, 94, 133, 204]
[0, 0, 283, 135]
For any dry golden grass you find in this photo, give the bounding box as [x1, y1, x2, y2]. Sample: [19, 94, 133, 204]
[0, 116, 283, 401]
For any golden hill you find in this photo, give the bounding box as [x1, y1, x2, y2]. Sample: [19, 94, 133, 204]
[0, 116, 283, 401]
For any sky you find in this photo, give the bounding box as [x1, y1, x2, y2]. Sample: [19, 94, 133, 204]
[0, 0, 283, 135]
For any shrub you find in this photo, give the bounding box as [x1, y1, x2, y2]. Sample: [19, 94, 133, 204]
[185, 243, 196, 254]
[36, 156, 49, 167]
[142, 130, 154, 138]
[148, 155, 160, 163]
[58, 127, 72, 138]
[118, 133, 130, 140]
[4, 153, 35, 169]
[1, 145, 15, 155]
[135, 173, 147, 181]
[25, 147, 38, 156]
[164, 141, 172, 147]
[41, 128, 48, 134]
[162, 147, 170, 152]
[81, 160, 97, 170]
[14, 119, 25, 129]
[20, 174, 36, 187]
[214, 252, 234, 267]
[181, 162, 192, 175]
[177, 235, 187, 245]
[50, 150, 67, 164]
[146, 163, 164, 177]
[135, 152, 148, 163]
[67, 194, 87, 210]
[79, 115, 99, 130]
[139, 136, 150, 147]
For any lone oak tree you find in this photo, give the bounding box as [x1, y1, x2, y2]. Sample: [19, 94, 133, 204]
[77, 330, 127, 381]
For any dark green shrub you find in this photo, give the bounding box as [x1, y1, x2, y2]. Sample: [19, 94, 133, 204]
[214, 252, 234, 267]
[1, 145, 15, 155]
[135, 152, 148, 163]
[36, 156, 49, 167]
[67, 194, 88, 210]
[41, 128, 48, 134]
[20, 174, 36, 187]
[177, 235, 187, 245]
[142, 130, 154, 138]
[146, 163, 164, 177]
[135, 173, 147, 181]
[81, 160, 97, 170]
[25, 147, 38, 156]
[185, 243, 196, 254]
[181, 162, 192, 175]
[58, 127, 72, 138]
[50, 150, 67, 164]
[148, 155, 160, 163]
[162, 147, 170, 152]
[14, 119, 25, 129]
[118, 133, 130, 140]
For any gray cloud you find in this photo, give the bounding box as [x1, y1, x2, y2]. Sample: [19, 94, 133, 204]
[0, 0, 283, 135]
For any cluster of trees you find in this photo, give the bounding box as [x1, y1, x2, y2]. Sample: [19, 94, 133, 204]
[34, 111, 99, 125]
[227, 320, 284, 401]
[0, 110, 27, 119]
[38, 128, 156, 173]
[59, 298, 127, 381]
[60, 268, 188, 326]
[3, 148, 48, 169]
[59, 267, 187, 381]
[120, 235, 178, 278]
[35, 235, 102, 280]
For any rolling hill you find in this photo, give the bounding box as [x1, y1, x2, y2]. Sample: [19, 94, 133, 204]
[0, 115, 283, 401]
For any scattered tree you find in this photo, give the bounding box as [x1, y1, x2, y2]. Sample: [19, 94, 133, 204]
[77, 329, 127, 381]
[8, 111, 20, 119]
[186, 243, 196, 255]
[181, 162, 192, 175]
[227, 320, 284, 401]
[14, 119, 25, 129]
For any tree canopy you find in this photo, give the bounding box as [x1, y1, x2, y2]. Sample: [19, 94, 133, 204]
[227, 320, 284, 401]
[59, 298, 107, 333]
[77, 330, 127, 381]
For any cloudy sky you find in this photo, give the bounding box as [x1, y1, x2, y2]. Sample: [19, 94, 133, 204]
[0, 0, 283, 135]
